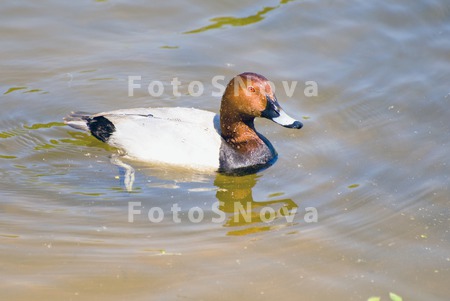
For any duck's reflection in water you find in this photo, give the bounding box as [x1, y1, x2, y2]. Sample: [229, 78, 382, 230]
[112, 157, 300, 235]
[214, 173, 299, 236]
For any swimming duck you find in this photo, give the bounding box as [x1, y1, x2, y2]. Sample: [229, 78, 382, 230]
[64, 72, 303, 174]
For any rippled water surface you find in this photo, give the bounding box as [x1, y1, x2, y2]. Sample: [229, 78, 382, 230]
[1, 1, 449, 300]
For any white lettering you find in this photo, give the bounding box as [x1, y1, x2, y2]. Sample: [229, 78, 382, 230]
[211, 75, 226, 97]
[171, 203, 182, 223]
[128, 201, 142, 222]
[304, 206, 318, 223]
[188, 81, 204, 97]
[304, 81, 318, 97]
[282, 80, 298, 97]
[188, 207, 204, 223]
[128, 76, 141, 97]
[148, 81, 164, 97]
[234, 202, 252, 223]
[212, 202, 226, 223]
[260, 207, 276, 223]
[171, 77, 181, 97]
[148, 207, 164, 223]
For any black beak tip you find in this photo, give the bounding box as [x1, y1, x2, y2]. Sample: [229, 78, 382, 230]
[291, 121, 303, 129]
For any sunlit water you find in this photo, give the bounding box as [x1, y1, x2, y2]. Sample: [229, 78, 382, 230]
[1, 1, 449, 300]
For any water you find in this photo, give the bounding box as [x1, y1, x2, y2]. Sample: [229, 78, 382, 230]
[1, 0, 449, 300]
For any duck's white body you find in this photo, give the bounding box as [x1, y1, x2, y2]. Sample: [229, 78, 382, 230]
[68, 107, 222, 171]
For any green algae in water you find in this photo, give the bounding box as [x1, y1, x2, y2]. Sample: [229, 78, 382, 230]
[1, 122, 64, 140]
[4, 87, 47, 94]
[72, 192, 104, 197]
[0, 155, 17, 159]
[4, 86, 27, 95]
[184, 0, 294, 34]
[24, 89, 43, 93]
[160, 45, 179, 49]
[268, 192, 285, 198]
[366, 293, 403, 301]
[0, 131, 16, 139]
[23, 122, 65, 130]
[79, 69, 97, 73]
[0, 234, 20, 238]
[389, 292, 402, 301]
[35, 139, 60, 150]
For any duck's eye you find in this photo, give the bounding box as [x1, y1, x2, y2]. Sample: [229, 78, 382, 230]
[247, 86, 256, 93]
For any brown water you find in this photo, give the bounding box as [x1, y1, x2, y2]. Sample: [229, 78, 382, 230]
[1, 1, 449, 300]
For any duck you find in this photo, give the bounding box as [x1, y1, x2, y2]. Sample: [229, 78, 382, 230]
[64, 72, 303, 175]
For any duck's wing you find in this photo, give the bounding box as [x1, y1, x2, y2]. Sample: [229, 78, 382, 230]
[64, 107, 219, 132]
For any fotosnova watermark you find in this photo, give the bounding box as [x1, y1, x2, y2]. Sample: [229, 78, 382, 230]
[128, 75, 319, 98]
[128, 202, 318, 224]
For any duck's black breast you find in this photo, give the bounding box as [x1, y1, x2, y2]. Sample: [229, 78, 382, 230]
[218, 134, 278, 175]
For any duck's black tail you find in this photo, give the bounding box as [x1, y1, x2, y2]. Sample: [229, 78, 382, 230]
[64, 112, 116, 142]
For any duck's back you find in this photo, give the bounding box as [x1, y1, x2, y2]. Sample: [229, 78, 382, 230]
[66, 107, 222, 170]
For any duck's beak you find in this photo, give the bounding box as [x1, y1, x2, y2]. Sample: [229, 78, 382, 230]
[261, 95, 303, 129]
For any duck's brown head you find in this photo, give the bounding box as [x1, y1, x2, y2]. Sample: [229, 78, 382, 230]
[220, 72, 303, 132]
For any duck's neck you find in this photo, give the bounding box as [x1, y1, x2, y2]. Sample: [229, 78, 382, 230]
[220, 114, 265, 153]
